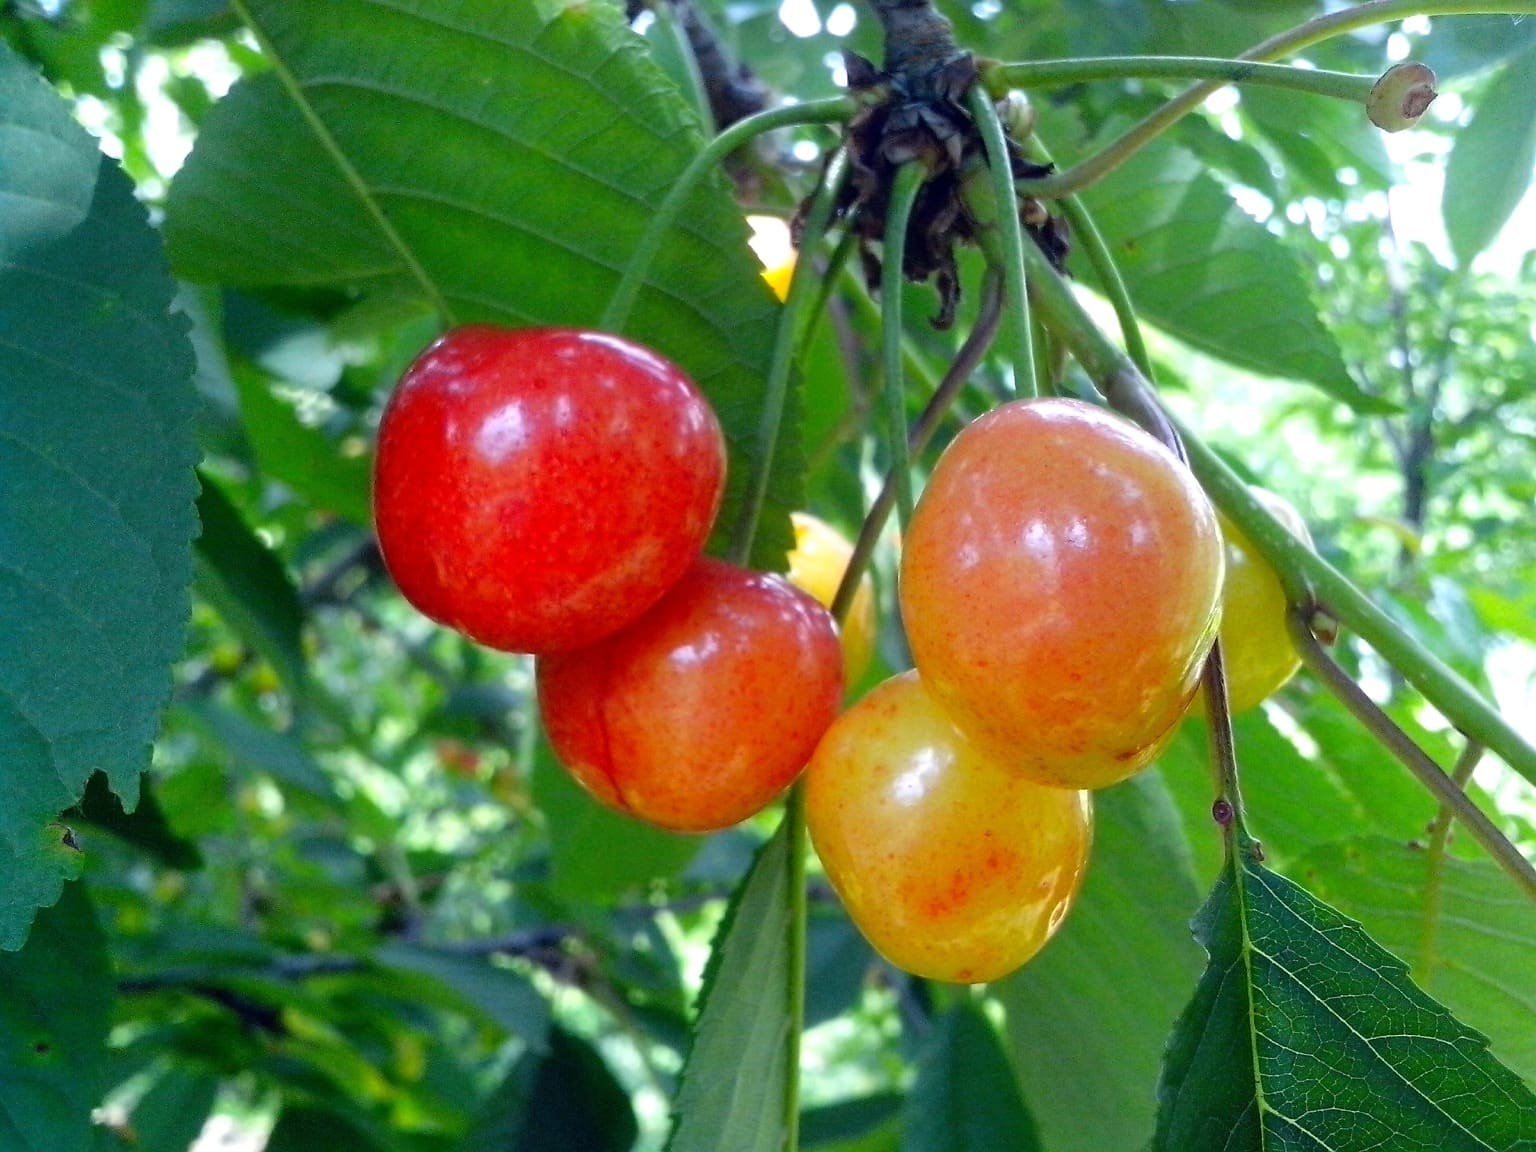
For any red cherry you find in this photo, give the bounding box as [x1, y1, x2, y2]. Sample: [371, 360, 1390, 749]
[537, 557, 844, 833]
[372, 326, 725, 654]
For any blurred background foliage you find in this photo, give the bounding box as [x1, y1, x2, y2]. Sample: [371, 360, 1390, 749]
[2, 0, 1534, 1148]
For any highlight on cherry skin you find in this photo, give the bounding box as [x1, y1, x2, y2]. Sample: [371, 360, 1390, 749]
[1191, 485, 1316, 718]
[372, 325, 726, 655]
[786, 511, 878, 688]
[537, 557, 844, 834]
[805, 670, 1093, 984]
[899, 397, 1224, 791]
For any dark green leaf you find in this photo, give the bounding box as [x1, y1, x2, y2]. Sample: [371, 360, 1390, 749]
[165, 0, 802, 567]
[462, 1025, 637, 1152]
[530, 730, 699, 901]
[373, 943, 550, 1045]
[0, 884, 113, 1152]
[1444, 46, 1536, 266]
[265, 1106, 393, 1152]
[802, 1093, 902, 1152]
[1072, 138, 1381, 411]
[1155, 850, 1536, 1150]
[666, 820, 793, 1152]
[902, 1003, 1041, 1152]
[177, 700, 334, 801]
[1301, 836, 1536, 1088]
[70, 771, 203, 870]
[805, 904, 876, 1028]
[1001, 774, 1203, 1152]
[0, 44, 199, 950]
[193, 471, 308, 699]
[111, 1066, 220, 1152]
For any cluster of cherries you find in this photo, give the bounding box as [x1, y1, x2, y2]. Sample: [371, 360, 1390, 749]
[374, 324, 1309, 984]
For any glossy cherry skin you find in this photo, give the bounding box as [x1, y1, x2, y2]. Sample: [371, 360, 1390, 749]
[1193, 487, 1313, 716]
[805, 671, 1092, 984]
[900, 398, 1224, 790]
[786, 512, 877, 687]
[373, 326, 725, 654]
[537, 557, 844, 833]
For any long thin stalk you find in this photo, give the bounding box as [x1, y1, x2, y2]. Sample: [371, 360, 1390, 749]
[830, 270, 1005, 623]
[1013, 233, 1536, 789]
[783, 783, 809, 1152]
[986, 56, 1376, 101]
[1416, 741, 1484, 983]
[601, 97, 855, 332]
[966, 85, 1037, 398]
[1289, 615, 1536, 900]
[1016, 1, 1536, 198]
[880, 162, 926, 526]
[728, 150, 850, 566]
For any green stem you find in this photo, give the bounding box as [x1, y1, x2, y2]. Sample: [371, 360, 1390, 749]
[1026, 135, 1155, 380]
[830, 270, 1005, 623]
[880, 162, 926, 526]
[729, 149, 849, 566]
[783, 782, 808, 1152]
[986, 56, 1375, 101]
[600, 97, 855, 333]
[1016, 0, 1536, 197]
[1200, 635, 1258, 856]
[1416, 741, 1484, 984]
[1288, 615, 1536, 901]
[966, 85, 1037, 398]
[1015, 234, 1536, 790]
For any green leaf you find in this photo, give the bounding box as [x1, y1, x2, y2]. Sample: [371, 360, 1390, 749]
[70, 771, 203, 870]
[1000, 774, 1203, 1152]
[177, 700, 335, 801]
[1155, 849, 1536, 1149]
[373, 943, 550, 1044]
[530, 729, 699, 901]
[265, 1107, 393, 1152]
[193, 471, 308, 699]
[0, 884, 114, 1152]
[165, 0, 802, 567]
[1444, 46, 1536, 267]
[665, 820, 793, 1152]
[1301, 836, 1536, 1088]
[802, 1093, 902, 1152]
[233, 368, 372, 525]
[109, 1066, 220, 1152]
[462, 1025, 637, 1152]
[902, 1003, 1042, 1152]
[0, 44, 200, 950]
[1073, 138, 1382, 412]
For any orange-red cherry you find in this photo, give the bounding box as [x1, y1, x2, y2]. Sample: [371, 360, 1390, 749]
[537, 558, 843, 833]
[805, 670, 1092, 983]
[373, 326, 725, 654]
[899, 398, 1224, 790]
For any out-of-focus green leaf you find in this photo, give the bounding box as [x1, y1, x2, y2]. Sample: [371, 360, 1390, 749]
[1155, 850, 1536, 1149]
[0, 884, 113, 1152]
[165, 0, 802, 567]
[0, 43, 199, 950]
[462, 1025, 636, 1152]
[802, 1094, 902, 1152]
[1001, 774, 1203, 1152]
[71, 772, 203, 870]
[176, 700, 334, 801]
[1240, 85, 1392, 198]
[102, 1066, 220, 1152]
[805, 904, 876, 1028]
[530, 730, 699, 900]
[233, 369, 372, 525]
[902, 1003, 1041, 1152]
[193, 472, 308, 699]
[1445, 47, 1536, 266]
[666, 820, 793, 1152]
[1071, 137, 1381, 411]
[265, 1106, 393, 1152]
[1301, 836, 1536, 1088]
[373, 944, 550, 1045]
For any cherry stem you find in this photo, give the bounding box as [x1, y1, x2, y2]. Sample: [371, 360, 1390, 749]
[1286, 611, 1536, 901]
[1011, 231, 1536, 791]
[984, 56, 1376, 103]
[1011, 0, 1536, 199]
[881, 161, 926, 528]
[829, 269, 1005, 625]
[1416, 740, 1484, 983]
[1199, 635, 1259, 857]
[728, 148, 850, 567]
[966, 85, 1037, 399]
[600, 96, 855, 334]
